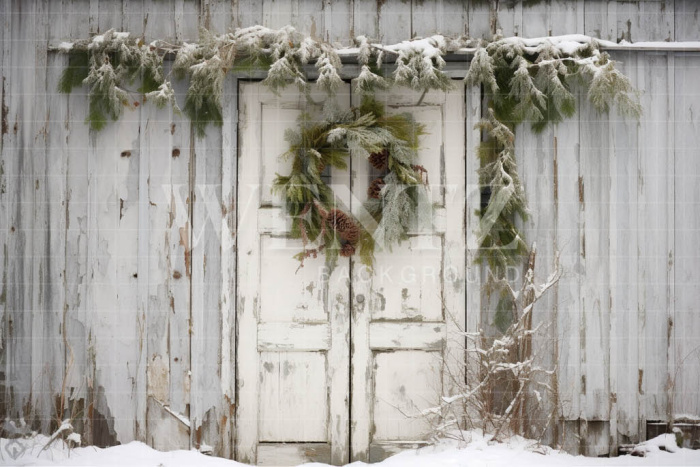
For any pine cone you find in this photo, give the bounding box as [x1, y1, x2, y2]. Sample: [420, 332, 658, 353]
[328, 209, 360, 244]
[340, 242, 356, 257]
[367, 177, 385, 199]
[368, 149, 389, 171]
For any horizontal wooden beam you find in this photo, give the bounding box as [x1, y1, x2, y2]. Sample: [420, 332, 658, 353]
[369, 322, 445, 351]
[258, 322, 330, 351]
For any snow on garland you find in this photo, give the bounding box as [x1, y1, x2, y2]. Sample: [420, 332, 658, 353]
[272, 98, 428, 269]
[56, 27, 640, 270]
[465, 34, 641, 271]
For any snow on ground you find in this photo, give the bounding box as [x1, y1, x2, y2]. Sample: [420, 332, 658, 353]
[2, 431, 699, 467]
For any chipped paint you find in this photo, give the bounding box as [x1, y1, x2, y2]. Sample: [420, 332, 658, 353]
[147, 355, 169, 403]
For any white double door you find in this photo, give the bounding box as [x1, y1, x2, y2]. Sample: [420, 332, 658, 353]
[236, 82, 465, 465]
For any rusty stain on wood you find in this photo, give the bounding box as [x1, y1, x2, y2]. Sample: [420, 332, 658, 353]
[121, 150, 131, 158]
[578, 175, 584, 204]
[553, 136, 558, 202]
[179, 224, 191, 278]
[1, 77, 7, 135]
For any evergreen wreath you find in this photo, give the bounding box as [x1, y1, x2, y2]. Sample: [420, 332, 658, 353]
[272, 98, 428, 270]
[55, 26, 641, 273]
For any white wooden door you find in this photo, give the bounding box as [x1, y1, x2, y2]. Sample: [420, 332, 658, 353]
[349, 88, 466, 462]
[236, 83, 465, 465]
[237, 83, 352, 465]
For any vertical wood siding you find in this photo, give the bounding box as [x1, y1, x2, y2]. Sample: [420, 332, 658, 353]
[0, 0, 699, 459]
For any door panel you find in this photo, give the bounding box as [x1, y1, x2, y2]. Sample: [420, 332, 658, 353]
[259, 235, 329, 323]
[258, 351, 329, 441]
[373, 351, 442, 440]
[368, 236, 443, 322]
[237, 83, 351, 465]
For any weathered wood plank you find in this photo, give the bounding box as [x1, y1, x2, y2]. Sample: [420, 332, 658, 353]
[189, 82, 225, 454]
[497, 0, 522, 38]
[377, 0, 411, 45]
[636, 51, 671, 423]
[549, 0, 583, 37]
[262, 0, 294, 31]
[167, 84, 192, 427]
[553, 111, 582, 439]
[202, 0, 235, 35]
[673, 53, 700, 418]
[614, 0, 673, 44]
[236, 0, 263, 29]
[113, 108, 142, 442]
[441, 83, 467, 432]
[122, 1, 148, 446]
[175, 0, 199, 41]
[3, 0, 40, 425]
[235, 81, 262, 464]
[579, 93, 611, 432]
[608, 51, 640, 445]
[43, 47, 69, 433]
[466, 0, 491, 40]
[121, 0, 144, 38]
[144, 95, 175, 421]
[86, 105, 142, 444]
[144, 0, 173, 41]
[517, 119, 557, 442]
[291, 0, 324, 39]
[412, 0, 467, 39]
[61, 0, 92, 431]
[675, 0, 700, 41]
[146, 396, 190, 451]
[664, 51, 676, 434]
[583, 0, 615, 41]
[219, 74, 237, 459]
[464, 84, 481, 395]
[30, 0, 53, 433]
[352, 0, 378, 40]
[97, 0, 122, 33]
[322, 0, 352, 46]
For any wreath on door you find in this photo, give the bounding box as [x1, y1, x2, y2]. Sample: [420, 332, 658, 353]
[272, 98, 429, 269]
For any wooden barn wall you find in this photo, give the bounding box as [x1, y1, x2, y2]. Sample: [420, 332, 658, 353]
[0, 0, 699, 458]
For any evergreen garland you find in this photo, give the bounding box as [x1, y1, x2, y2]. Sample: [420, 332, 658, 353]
[465, 35, 641, 271]
[56, 27, 640, 272]
[57, 30, 164, 130]
[272, 98, 427, 270]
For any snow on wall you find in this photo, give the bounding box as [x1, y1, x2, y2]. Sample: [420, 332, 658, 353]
[0, 0, 699, 461]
